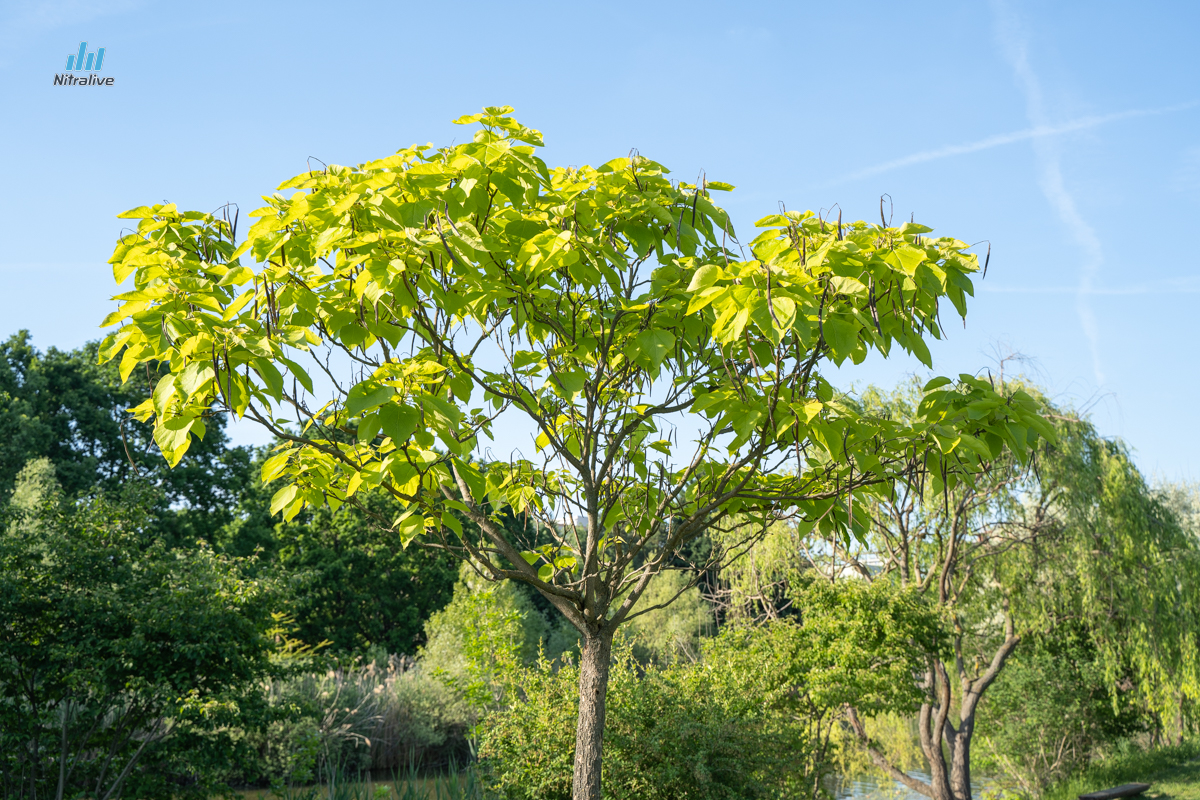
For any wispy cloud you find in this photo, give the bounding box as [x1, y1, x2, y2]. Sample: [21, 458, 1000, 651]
[990, 0, 1108, 385]
[832, 103, 1194, 185]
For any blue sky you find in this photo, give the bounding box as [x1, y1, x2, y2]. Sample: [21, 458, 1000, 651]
[2, 0, 1197, 480]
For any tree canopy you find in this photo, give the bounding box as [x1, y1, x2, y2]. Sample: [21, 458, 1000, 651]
[732, 378, 1200, 800]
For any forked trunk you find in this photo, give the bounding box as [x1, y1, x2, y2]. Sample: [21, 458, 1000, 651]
[572, 632, 614, 800]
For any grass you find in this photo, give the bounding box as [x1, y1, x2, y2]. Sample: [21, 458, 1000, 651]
[1044, 741, 1200, 800]
[236, 764, 483, 800]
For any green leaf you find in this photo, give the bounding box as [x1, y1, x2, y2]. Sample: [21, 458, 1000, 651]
[687, 265, 722, 292]
[822, 315, 857, 358]
[908, 333, 933, 368]
[347, 384, 396, 416]
[117, 205, 156, 219]
[396, 512, 424, 548]
[279, 357, 314, 394]
[629, 329, 676, 370]
[553, 370, 586, 397]
[269, 484, 298, 516]
[261, 451, 291, 483]
[176, 362, 215, 398]
[253, 358, 284, 401]
[893, 244, 926, 275]
[441, 512, 463, 537]
[923, 376, 953, 391]
[357, 412, 383, 443]
[378, 403, 421, 444]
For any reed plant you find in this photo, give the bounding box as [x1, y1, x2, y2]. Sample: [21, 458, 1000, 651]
[250, 655, 473, 788]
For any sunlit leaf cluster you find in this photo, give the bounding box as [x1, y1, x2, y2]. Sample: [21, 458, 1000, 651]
[101, 107, 1051, 630]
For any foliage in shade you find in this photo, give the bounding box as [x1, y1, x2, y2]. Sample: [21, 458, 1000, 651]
[266, 487, 460, 655]
[0, 331, 253, 543]
[0, 459, 278, 800]
[976, 627, 1145, 796]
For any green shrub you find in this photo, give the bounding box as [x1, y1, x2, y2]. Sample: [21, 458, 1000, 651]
[477, 646, 814, 800]
[977, 628, 1146, 797]
[421, 565, 579, 716]
[0, 459, 278, 799]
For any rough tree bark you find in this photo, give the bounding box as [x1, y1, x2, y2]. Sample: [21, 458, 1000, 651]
[572, 631, 615, 800]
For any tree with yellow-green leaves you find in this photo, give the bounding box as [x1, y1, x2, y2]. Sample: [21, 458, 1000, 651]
[99, 106, 1052, 800]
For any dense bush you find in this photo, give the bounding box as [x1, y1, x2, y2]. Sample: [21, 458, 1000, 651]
[477, 647, 813, 800]
[0, 459, 278, 799]
[478, 577, 944, 800]
[977, 628, 1145, 796]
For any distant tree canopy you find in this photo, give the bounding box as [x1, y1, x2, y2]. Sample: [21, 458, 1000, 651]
[0, 331, 252, 545]
[0, 331, 459, 656]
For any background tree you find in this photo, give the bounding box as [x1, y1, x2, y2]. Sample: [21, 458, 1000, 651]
[222, 471, 461, 655]
[99, 106, 1050, 800]
[0, 459, 278, 800]
[766, 378, 1200, 800]
[0, 331, 251, 545]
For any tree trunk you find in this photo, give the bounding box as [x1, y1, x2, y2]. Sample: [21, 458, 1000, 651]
[946, 632, 1019, 800]
[948, 717, 973, 800]
[918, 700, 955, 800]
[572, 631, 614, 800]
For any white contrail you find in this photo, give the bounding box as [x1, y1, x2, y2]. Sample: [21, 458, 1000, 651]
[981, 276, 1200, 295]
[834, 104, 1192, 185]
[991, 0, 1108, 385]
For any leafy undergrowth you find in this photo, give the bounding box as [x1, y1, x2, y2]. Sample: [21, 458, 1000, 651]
[1043, 741, 1200, 800]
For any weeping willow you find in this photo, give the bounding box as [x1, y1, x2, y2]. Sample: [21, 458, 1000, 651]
[1000, 414, 1200, 738]
[710, 377, 1200, 800]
